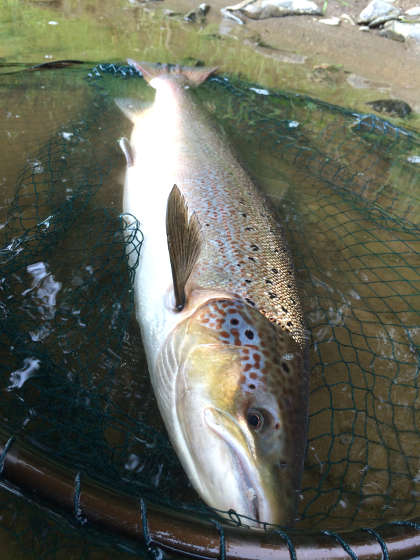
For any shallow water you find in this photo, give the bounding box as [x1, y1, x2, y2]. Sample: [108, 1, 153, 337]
[1, 1, 419, 557]
[2, 0, 420, 128]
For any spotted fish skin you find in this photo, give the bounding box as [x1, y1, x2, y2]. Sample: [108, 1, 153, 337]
[158, 75, 306, 348]
[191, 299, 307, 491]
[118, 61, 309, 527]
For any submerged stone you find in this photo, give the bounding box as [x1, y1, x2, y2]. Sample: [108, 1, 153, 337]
[184, 3, 210, 21]
[358, 0, 400, 27]
[366, 99, 412, 118]
[222, 0, 321, 20]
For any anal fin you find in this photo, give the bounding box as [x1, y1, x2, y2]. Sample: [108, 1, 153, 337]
[166, 185, 201, 311]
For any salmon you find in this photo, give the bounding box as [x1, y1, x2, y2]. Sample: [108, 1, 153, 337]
[116, 60, 309, 527]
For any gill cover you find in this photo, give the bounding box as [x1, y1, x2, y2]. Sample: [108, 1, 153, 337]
[169, 297, 308, 526]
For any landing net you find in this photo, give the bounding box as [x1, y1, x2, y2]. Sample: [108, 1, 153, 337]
[0, 62, 418, 558]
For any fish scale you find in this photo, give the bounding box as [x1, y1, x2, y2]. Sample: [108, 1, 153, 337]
[172, 95, 305, 347]
[117, 61, 309, 527]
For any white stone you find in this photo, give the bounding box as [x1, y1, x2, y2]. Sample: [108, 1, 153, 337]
[406, 6, 420, 16]
[319, 16, 341, 25]
[358, 0, 400, 25]
[222, 0, 321, 20]
[407, 155, 420, 164]
[340, 13, 356, 24]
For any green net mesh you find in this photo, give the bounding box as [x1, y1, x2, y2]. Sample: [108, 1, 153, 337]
[0, 62, 419, 558]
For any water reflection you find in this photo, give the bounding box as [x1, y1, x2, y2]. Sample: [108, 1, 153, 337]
[23, 262, 61, 342]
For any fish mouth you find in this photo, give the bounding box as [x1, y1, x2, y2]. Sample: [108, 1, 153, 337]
[203, 407, 263, 524]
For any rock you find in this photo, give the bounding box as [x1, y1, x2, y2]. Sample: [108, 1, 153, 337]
[358, 0, 400, 27]
[405, 6, 420, 16]
[222, 0, 321, 21]
[318, 16, 341, 25]
[365, 99, 412, 118]
[311, 64, 344, 84]
[220, 7, 245, 23]
[340, 13, 356, 25]
[199, 3, 211, 14]
[407, 155, 420, 164]
[382, 20, 420, 41]
[184, 3, 210, 21]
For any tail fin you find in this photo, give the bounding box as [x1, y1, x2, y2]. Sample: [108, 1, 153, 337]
[127, 59, 217, 88]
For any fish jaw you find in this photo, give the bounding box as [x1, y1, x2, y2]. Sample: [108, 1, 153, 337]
[202, 406, 290, 526]
[155, 297, 308, 527]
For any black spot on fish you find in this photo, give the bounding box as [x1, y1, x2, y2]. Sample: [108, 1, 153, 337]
[287, 284, 291, 289]
[268, 292, 276, 299]
[242, 213, 247, 218]
[245, 279, 252, 284]
[272, 268, 278, 274]
[250, 244, 259, 251]
[281, 306, 288, 313]
[265, 279, 272, 284]
[282, 362, 290, 373]
[245, 226, 254, 231]
[248, 256, 256, 262]
[291, 298, 296, 305]
[249, 384, 256, 390]
[245, 298, 255, 307]
[287, 321, 292, 327]
[245, 329, 254, 340]
[230, 318, 239, 325]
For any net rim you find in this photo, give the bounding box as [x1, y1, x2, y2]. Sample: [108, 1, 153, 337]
[1, 429, 419, 560]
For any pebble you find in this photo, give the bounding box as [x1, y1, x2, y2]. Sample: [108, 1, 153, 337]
[222, 0, 322, 20]
[184, 3, 210, 21]
[340, 13, 356, 25]
[318, 16, 341, 25]
[405, 6, 420, 16]
[407, 156, 420, 164]
[358, 0, 400, 27]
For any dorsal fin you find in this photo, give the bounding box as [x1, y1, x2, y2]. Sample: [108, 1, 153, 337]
[166, 185, 201, 311]
[127, 59, 217, 88]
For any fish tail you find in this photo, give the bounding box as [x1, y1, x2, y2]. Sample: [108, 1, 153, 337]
[127, 59, 217, 88]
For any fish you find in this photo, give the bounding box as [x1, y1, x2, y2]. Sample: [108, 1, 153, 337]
[116, 60, 309, 527]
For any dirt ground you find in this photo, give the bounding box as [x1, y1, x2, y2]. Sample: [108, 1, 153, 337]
[161, 0, 420, 112]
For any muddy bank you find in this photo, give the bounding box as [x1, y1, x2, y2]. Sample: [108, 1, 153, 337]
[159, 0, 420, 115]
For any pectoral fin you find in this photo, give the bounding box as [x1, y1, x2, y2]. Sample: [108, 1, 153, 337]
[166, 185, 201, 311]
[118, 137, 134, 167]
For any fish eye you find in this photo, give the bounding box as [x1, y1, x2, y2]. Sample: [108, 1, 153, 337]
[246, 408, 265, 431]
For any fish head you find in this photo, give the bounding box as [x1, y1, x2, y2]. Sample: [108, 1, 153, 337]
[170, 298, 308, 528]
